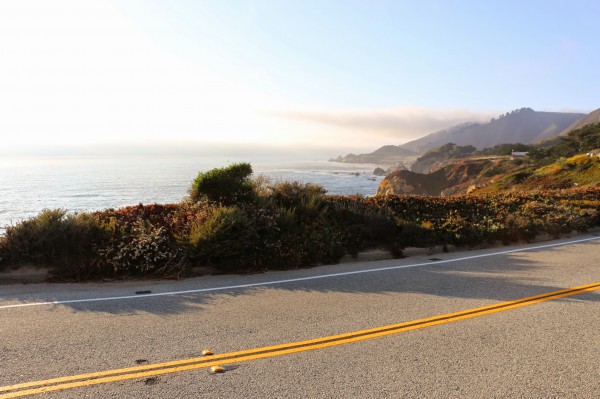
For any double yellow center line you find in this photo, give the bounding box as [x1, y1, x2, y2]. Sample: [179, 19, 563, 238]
[2, 281, 600, 398]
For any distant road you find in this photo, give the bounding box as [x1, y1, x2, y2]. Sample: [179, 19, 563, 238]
[2, 236, 600, 398]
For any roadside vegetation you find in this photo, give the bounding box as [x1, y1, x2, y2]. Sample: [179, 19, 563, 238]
[1, 160, 599, 280]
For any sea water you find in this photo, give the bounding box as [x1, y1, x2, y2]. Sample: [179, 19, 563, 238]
[0, 156, 388, 230]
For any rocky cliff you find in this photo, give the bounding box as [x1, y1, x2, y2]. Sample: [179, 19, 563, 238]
[376, 160, 491, 196]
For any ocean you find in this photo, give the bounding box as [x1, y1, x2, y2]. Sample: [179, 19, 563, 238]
[0, 156, 387, 231]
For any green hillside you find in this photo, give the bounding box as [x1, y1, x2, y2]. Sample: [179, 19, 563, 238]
[476, 153, 600, 194]
[473, 123, 600, 193]
[377, 123, 600, 197]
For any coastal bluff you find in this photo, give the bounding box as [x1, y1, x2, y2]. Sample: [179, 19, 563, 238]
[376, 160, 490, 196]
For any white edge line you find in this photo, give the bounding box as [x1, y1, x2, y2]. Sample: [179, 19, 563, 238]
[1, 236, 599, 310]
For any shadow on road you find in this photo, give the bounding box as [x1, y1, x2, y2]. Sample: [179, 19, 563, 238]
[1, 239, 599, 316]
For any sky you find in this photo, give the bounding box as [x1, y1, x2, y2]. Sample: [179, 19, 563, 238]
[1, 0, 599, 156]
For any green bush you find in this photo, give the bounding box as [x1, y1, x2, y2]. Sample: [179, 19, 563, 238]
[507, 169, 533, 184]
[185, 192, 349, 272]
[251, 180, 348, 267]
[275, 222, 346, 267]
[186, 205, 279, 272]
[273, 197, 346, 268]
[0, 209, 108, 275]
[189, 162, 255, 205]
[268, 180, 327, 207]
[397, 222, 435, 250]
[326, 198, 400, 256]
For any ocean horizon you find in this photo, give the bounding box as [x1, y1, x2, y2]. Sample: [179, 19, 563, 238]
[0, 155, 391, 230]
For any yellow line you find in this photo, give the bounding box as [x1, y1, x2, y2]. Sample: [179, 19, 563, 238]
[2, 281, 600, 398]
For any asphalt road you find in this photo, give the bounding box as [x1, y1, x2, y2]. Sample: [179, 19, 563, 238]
[1, 236, 600, 398]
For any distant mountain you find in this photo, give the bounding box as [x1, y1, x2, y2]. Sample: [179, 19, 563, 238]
[399, 108, 584, 154]
[559, 107, 600, 136]
[330, 145, 416, 164]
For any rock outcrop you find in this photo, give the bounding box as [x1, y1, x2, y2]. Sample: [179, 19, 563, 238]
[376, 160, 489, 196]
[372, 167, 386, 176]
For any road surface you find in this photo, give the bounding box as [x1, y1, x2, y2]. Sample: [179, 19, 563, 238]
[1, 235, 600, 398]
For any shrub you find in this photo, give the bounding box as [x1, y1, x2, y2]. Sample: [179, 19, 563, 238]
[501, 214, 536, 243]
[186, 205, 279, 272]
[273, 198, 346, 267]
[507, 169, 533, 184]
[250, 181, 348, 267]
[251, 174, 273, 197]
[0, 209, 108, 276]
[97, 219, 186, 276]
[185, 193, 349, 272]
[326, 198, 399, 256]
[189, 162, 255, 205]
[399, 222, 436, 249]
[482, 167, 502, 177]
[276, 222, 346, 267]
[268, 181, 327, 206]
[565, 154, 592, 169]
[188, 206, 253, 269]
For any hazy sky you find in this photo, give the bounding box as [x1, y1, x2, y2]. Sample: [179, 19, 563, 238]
[1, 0, 598, 155]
